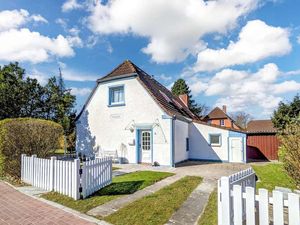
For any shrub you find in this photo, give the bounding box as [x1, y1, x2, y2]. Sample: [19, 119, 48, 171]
[278, 121, 300, 187]
[0, 118, 63, 179]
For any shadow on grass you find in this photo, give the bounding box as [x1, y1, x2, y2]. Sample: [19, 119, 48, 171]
[90, 180, 145, 197]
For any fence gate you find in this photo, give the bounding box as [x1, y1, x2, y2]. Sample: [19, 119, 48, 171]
[218, 168, 300, 225]
[21, 154, 112, 200]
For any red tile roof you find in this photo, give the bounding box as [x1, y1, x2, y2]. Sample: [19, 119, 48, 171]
[247, 120, 277, 133]
[205, 107, 228, 119]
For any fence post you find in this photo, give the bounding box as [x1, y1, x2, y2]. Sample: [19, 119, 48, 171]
[21, 154, 26, 181]
[31, 155, 37, 185]
[50, 156, 56, 191]
[220, 176, 231, 225]
[81, 161, 86, 199]
[74, 159, 80, 200]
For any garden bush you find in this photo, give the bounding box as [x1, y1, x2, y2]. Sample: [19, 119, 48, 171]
[0, 118, 63, 179]
[278, 121, 300, 187]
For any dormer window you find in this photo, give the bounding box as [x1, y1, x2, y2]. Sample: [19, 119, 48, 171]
[109, 85, 125, 106]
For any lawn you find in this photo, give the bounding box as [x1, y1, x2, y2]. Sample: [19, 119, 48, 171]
[197, 163, 297, 225]
[41, 170, 173, 213]
[197, 190, 217, 225]
[252, 163, 297, 191]
[105, 176, 202, 225]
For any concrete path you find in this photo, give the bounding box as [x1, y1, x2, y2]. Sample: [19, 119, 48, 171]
[165, 179, 216, 225]
[87, 173, 184, 217]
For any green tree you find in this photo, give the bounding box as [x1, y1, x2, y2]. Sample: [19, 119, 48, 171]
[171, 78, 207, 116]
[0, 63, 76, 151]
[0, 62, 45, 119]
[272, 94, 300, 131]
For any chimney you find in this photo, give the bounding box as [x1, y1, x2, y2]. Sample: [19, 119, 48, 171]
[179, 94, 189, 107]
[222, 105, 227, 113]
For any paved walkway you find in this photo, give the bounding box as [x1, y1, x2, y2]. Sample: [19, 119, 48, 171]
[165, 178, 216, 225]
[0, 181, 96, 225]
[87, 173, 184, 217]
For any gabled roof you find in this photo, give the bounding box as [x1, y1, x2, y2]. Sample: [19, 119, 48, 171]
[205, 107, 228, 119]
[203, 107, 243, 130]
[247, 120, 277, 134]
[77, 60, 198, 121]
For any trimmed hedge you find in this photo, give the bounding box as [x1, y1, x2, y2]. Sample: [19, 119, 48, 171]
[0, 118, 63, 179]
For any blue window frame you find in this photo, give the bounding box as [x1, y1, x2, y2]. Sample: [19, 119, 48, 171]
[186, 138, 189, 151]
[108, 85, 125, 106]
[209, 134, 222, 146]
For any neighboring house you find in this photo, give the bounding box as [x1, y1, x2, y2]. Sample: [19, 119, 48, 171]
[76, 60, 247, 166]
[203, 106, 242, 130]
[246, 120, 279, 161]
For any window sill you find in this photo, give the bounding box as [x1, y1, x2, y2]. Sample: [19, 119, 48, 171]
[210, 144, 222, 147]
[108, 103, 125, 107]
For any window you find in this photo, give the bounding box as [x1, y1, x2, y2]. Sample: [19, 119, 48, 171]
[186, 138, 189, 151]
[109, 85, 124, 106]
[220, 119, 225, 126]
[209, 134, 221, 146]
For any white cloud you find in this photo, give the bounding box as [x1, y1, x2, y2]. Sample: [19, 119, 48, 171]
[62, 0, 83, 12]
[62, 69, 99, 82]
[87, 0, 258, 63]
[194, 20, 291, 72]
[298, 35, 300, 44]
[159, 74, 172, 82]
[28, 69, 49, 85]
[188, 63, 300, 115]
[0, 28, 74, 63]
[70, 87, 92, 96]
[0, 9, 47, 31]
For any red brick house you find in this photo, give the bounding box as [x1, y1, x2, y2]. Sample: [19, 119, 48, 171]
[203, 106, 242, 130]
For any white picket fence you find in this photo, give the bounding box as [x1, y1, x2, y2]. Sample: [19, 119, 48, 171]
[21, 154, 112, 200]
[82, 157, 112, 198]
[218, 168, 300, 225]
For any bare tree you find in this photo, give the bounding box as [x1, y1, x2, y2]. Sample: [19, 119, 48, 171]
[230, 111, 253, 129]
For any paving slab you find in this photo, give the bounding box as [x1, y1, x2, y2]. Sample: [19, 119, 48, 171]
[0, 181, 113, 225]
[87, 173, 184, 217]
[165, 178, 216, 225]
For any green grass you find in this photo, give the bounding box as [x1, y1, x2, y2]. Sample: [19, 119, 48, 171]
[54, 149, 65, 155]
[198, 189, 217, 225]
[112, 167, 120, 171]
[105, 176, 202, 225]
[41, 170, 173, 213]
[252, 163, 297, 191]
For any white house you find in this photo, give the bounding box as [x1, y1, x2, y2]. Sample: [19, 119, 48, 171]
[76, 60, 246, 166]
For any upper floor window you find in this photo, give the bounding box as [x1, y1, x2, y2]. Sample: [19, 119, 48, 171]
[109, 85, 125, 106]
[209, 134, 221, 146]
[220, 119, 225, 126]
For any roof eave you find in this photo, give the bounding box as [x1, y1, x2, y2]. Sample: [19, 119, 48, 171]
[97, 73, 138, 83]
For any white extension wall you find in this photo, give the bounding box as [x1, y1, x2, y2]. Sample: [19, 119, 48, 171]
[174, 119, 189, 163]
[189, 122, 230, 161]
[76, 77, 171, 166]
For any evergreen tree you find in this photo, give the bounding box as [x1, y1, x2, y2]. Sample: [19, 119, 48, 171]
[0, 62, 77, 151]
[171, 78, 207, 116]
[272, 94, 300, 131]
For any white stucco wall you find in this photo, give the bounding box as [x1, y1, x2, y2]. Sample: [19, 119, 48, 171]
[174, 119, 189, 163]
[189, 122, 230, 161]
[76, 77, 171, 166]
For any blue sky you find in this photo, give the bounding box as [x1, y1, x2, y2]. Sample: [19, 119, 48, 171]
[0, 0, 299, 118]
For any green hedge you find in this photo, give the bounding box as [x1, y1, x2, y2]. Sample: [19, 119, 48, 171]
[0, 118, 63, 179]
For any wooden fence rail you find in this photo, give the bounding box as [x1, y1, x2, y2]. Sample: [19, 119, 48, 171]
[21, 154, 112, 200]
[218, 168, 300, 225]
